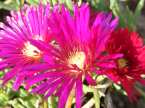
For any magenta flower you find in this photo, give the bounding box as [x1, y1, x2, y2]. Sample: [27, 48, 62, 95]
[0, 4, 51, 90]
[26, 4, 119, 108]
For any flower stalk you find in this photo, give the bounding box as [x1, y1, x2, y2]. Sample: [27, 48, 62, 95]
[65, 90, 74, 108]
[93, 87, 100, 108]
[42, 98, 48, 108]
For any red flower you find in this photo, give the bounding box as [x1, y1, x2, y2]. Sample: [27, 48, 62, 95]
[105, 28, 145, 100]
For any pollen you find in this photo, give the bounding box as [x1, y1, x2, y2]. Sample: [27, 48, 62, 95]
[22, 42, 41, 59]
[68, 51, 86, 69]
[117, 58, 128, 69]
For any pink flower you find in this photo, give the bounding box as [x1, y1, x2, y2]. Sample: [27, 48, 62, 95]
[26, 4, 119, 108]
[0, 4, 52, 90]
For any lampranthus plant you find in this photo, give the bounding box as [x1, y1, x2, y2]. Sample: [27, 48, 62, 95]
[0, 4, 52, 90]
[104, 28, 145, 100]
[25, 4, 121, 108]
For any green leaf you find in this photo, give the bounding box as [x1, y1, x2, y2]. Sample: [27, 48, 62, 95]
[111, 0, 145, 30]
[0, 90, 9, 106]
[65, 0, 73, 11]
[7, 88, 19, 99]
[83, 85, 93, 93]
[109, 0, 138, 30]
[9, 99, 25, 108]
[0, 71, 4, 77]
[135, 0, 145, 17]
[26, 0, 48, 5]
[26, 0, 75, 12]
[26, 0, 38, 5]
[48, 96, 57, 108]
[19, 88, 28, 97]
[0, 0, 19, 10]
[88, 0, 109, 11]
[52, 0, 58, 5]
[93, 87, 100, 108]
[110, 0, 120, 16]
[59, 0, 65, 4]
[16, 0, 24, 7]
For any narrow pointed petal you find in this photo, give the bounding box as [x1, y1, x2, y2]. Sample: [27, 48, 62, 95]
[76, 74, 83, 108]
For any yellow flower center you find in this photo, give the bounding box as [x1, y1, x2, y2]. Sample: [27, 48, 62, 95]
[22, 42, 41, 59]
[68, 51, 86, 69]
[117, 58, 128, 68]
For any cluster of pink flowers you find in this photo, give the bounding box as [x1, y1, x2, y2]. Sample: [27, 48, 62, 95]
[0, 3, 145, 108]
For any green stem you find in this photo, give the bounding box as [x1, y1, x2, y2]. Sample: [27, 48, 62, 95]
[50, 96, 57, 108]
[42, 98, 48, 108]
[93, 87, 100, 108]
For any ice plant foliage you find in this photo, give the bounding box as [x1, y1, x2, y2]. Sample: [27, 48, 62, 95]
[105, 28, 145, 100]
[0, 4, 51, 90]
[25, 4, 119, 108]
